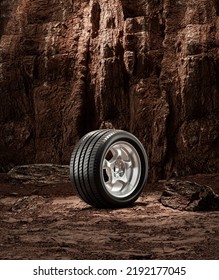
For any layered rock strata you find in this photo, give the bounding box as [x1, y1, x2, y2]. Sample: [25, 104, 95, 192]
[0, 0, 219, 181]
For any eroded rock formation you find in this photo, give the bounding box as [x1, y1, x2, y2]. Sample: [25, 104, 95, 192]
[160, 179, 219, 211]
[0, 0, 219, 181]
[8, 164, 70, 185]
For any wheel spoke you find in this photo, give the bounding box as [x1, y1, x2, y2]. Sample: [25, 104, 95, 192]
[108, 174, 129, 193]
[120, 180, 131, 192]
[123, 159, 132, 169]
[103, 159, 111, 169]
[117, 174, 128, 186]
[106, 173, 117, 187]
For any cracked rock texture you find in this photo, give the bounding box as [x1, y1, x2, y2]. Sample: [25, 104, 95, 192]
[160, 179, 219, 211]
[7, 164, 70, 185]
[0, 0, 219, 181]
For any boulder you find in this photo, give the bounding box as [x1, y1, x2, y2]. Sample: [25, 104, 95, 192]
[160, 179, 219, 211]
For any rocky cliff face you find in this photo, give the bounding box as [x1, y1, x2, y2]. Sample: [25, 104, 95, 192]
[0, 0, 219, 181]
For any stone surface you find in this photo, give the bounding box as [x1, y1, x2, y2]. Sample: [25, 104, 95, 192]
[0, 0, 219, 181]
[160, 179, 219, 211]
[7, 164, 70, 185]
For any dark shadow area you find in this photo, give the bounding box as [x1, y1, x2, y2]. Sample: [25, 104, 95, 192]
[121, 0, 146, 18]
[121, 0, 160, 19]
[215, 0, 219, 16]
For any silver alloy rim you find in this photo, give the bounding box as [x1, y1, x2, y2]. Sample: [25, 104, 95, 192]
[101, 141, 141, 198]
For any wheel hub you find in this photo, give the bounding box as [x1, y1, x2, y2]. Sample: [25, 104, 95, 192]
[113, 160, 125, 177]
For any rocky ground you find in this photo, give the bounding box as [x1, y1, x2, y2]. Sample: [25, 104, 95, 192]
[0, 171, 219, 260]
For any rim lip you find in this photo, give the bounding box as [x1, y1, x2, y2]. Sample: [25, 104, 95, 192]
[100, 141, 142, 198]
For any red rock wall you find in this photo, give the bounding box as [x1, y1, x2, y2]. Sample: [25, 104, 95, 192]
[0, 0, 219, 181]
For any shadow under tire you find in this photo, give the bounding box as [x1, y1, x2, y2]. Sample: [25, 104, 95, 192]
[70, 129, 148, 208]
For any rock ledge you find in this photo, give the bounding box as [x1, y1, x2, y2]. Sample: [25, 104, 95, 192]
[160, 180, 219, 211]
[8, 164, 70, 185]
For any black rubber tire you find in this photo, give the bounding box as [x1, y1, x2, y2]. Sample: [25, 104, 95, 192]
[70, 129, 148, 208]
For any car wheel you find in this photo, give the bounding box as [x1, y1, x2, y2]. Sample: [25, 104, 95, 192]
[70, 129, 148, 208]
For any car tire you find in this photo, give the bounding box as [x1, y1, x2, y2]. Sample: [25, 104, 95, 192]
[70, 129, 148, 208]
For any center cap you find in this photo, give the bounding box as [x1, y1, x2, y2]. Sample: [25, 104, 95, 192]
[114, 160, 125, 177]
